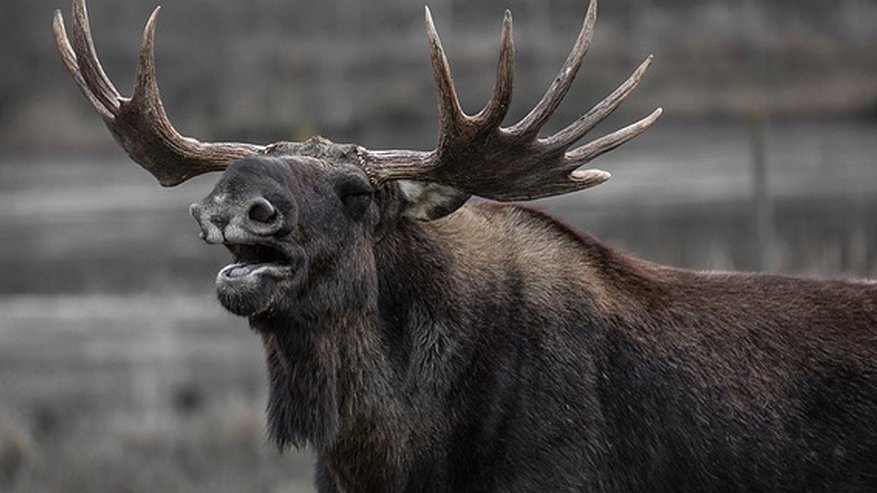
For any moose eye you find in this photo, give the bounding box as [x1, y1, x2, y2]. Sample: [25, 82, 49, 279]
[335, 176, 373, 219]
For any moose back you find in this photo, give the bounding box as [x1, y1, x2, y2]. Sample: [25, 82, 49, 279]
[54, 0, 877, 490]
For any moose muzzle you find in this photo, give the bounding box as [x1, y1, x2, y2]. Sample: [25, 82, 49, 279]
[188, 191, 300, 317]
[189, 195, 281, 245]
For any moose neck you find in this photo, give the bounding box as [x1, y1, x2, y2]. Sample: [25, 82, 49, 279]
[244, 210, 471, 455]
[246, 203, 620, 487]
[248, 241, 393, 451]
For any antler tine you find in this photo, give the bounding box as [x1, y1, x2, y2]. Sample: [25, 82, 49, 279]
[131, 7, 162, 103]
[506, 0, 597, 139]
[545, 55, 653, 152]
[564, 108, 663, 168]
[70, 0, 121, 114]
[526, 107, 663, 200]
[424, 7, 465, 131]
[473, 10, 515, 129]
[53, 10, 115, 121]
[54, 0, 264, 187]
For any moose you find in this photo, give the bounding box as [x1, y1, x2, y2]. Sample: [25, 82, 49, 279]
[54, 0, 877, 491]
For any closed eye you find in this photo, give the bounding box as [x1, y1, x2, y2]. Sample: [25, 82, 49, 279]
[334, 175, 374, 219]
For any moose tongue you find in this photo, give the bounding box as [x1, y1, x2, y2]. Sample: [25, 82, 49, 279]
[227, 265, 253, 278]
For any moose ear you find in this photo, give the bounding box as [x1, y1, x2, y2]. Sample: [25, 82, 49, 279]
[397, 181, 471, 221]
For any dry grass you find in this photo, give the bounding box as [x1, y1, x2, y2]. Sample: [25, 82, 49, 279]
[0, 295, 315, 493]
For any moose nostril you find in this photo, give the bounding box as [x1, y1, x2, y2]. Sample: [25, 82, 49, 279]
[248, 197, 276, 223]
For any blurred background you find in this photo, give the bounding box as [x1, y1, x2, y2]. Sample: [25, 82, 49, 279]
[1, 0, 876, 491]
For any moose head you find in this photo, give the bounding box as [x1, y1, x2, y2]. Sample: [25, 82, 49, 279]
[189, 151, 385, 319]
[53, 0, 659, 321]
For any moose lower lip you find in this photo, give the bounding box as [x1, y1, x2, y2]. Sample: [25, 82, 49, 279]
[226, 264, 254, 278]
[221, 263, 253, 279]
[219, 262, 292, 280]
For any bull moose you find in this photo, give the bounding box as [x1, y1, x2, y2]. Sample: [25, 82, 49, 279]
[53, 0, 877, 491]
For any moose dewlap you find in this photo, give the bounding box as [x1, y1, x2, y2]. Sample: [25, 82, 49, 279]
[54, 0, 877, 491]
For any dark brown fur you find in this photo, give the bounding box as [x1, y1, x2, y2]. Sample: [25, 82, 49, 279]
[192, 156, 877, 492]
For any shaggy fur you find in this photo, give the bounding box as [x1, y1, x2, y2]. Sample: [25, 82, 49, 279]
[193, 154, 877, 492]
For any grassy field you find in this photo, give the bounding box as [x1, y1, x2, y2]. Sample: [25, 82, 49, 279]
[1, 119, 875, 491]
[0, 296, 314, 493]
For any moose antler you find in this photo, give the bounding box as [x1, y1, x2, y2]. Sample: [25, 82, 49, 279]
[360, 0, 662, 201]
[53, 0, 264, 186]
[54, 0, 658, 201]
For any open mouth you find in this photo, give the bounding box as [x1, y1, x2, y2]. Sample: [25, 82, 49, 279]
[220, 242, 294, 279]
